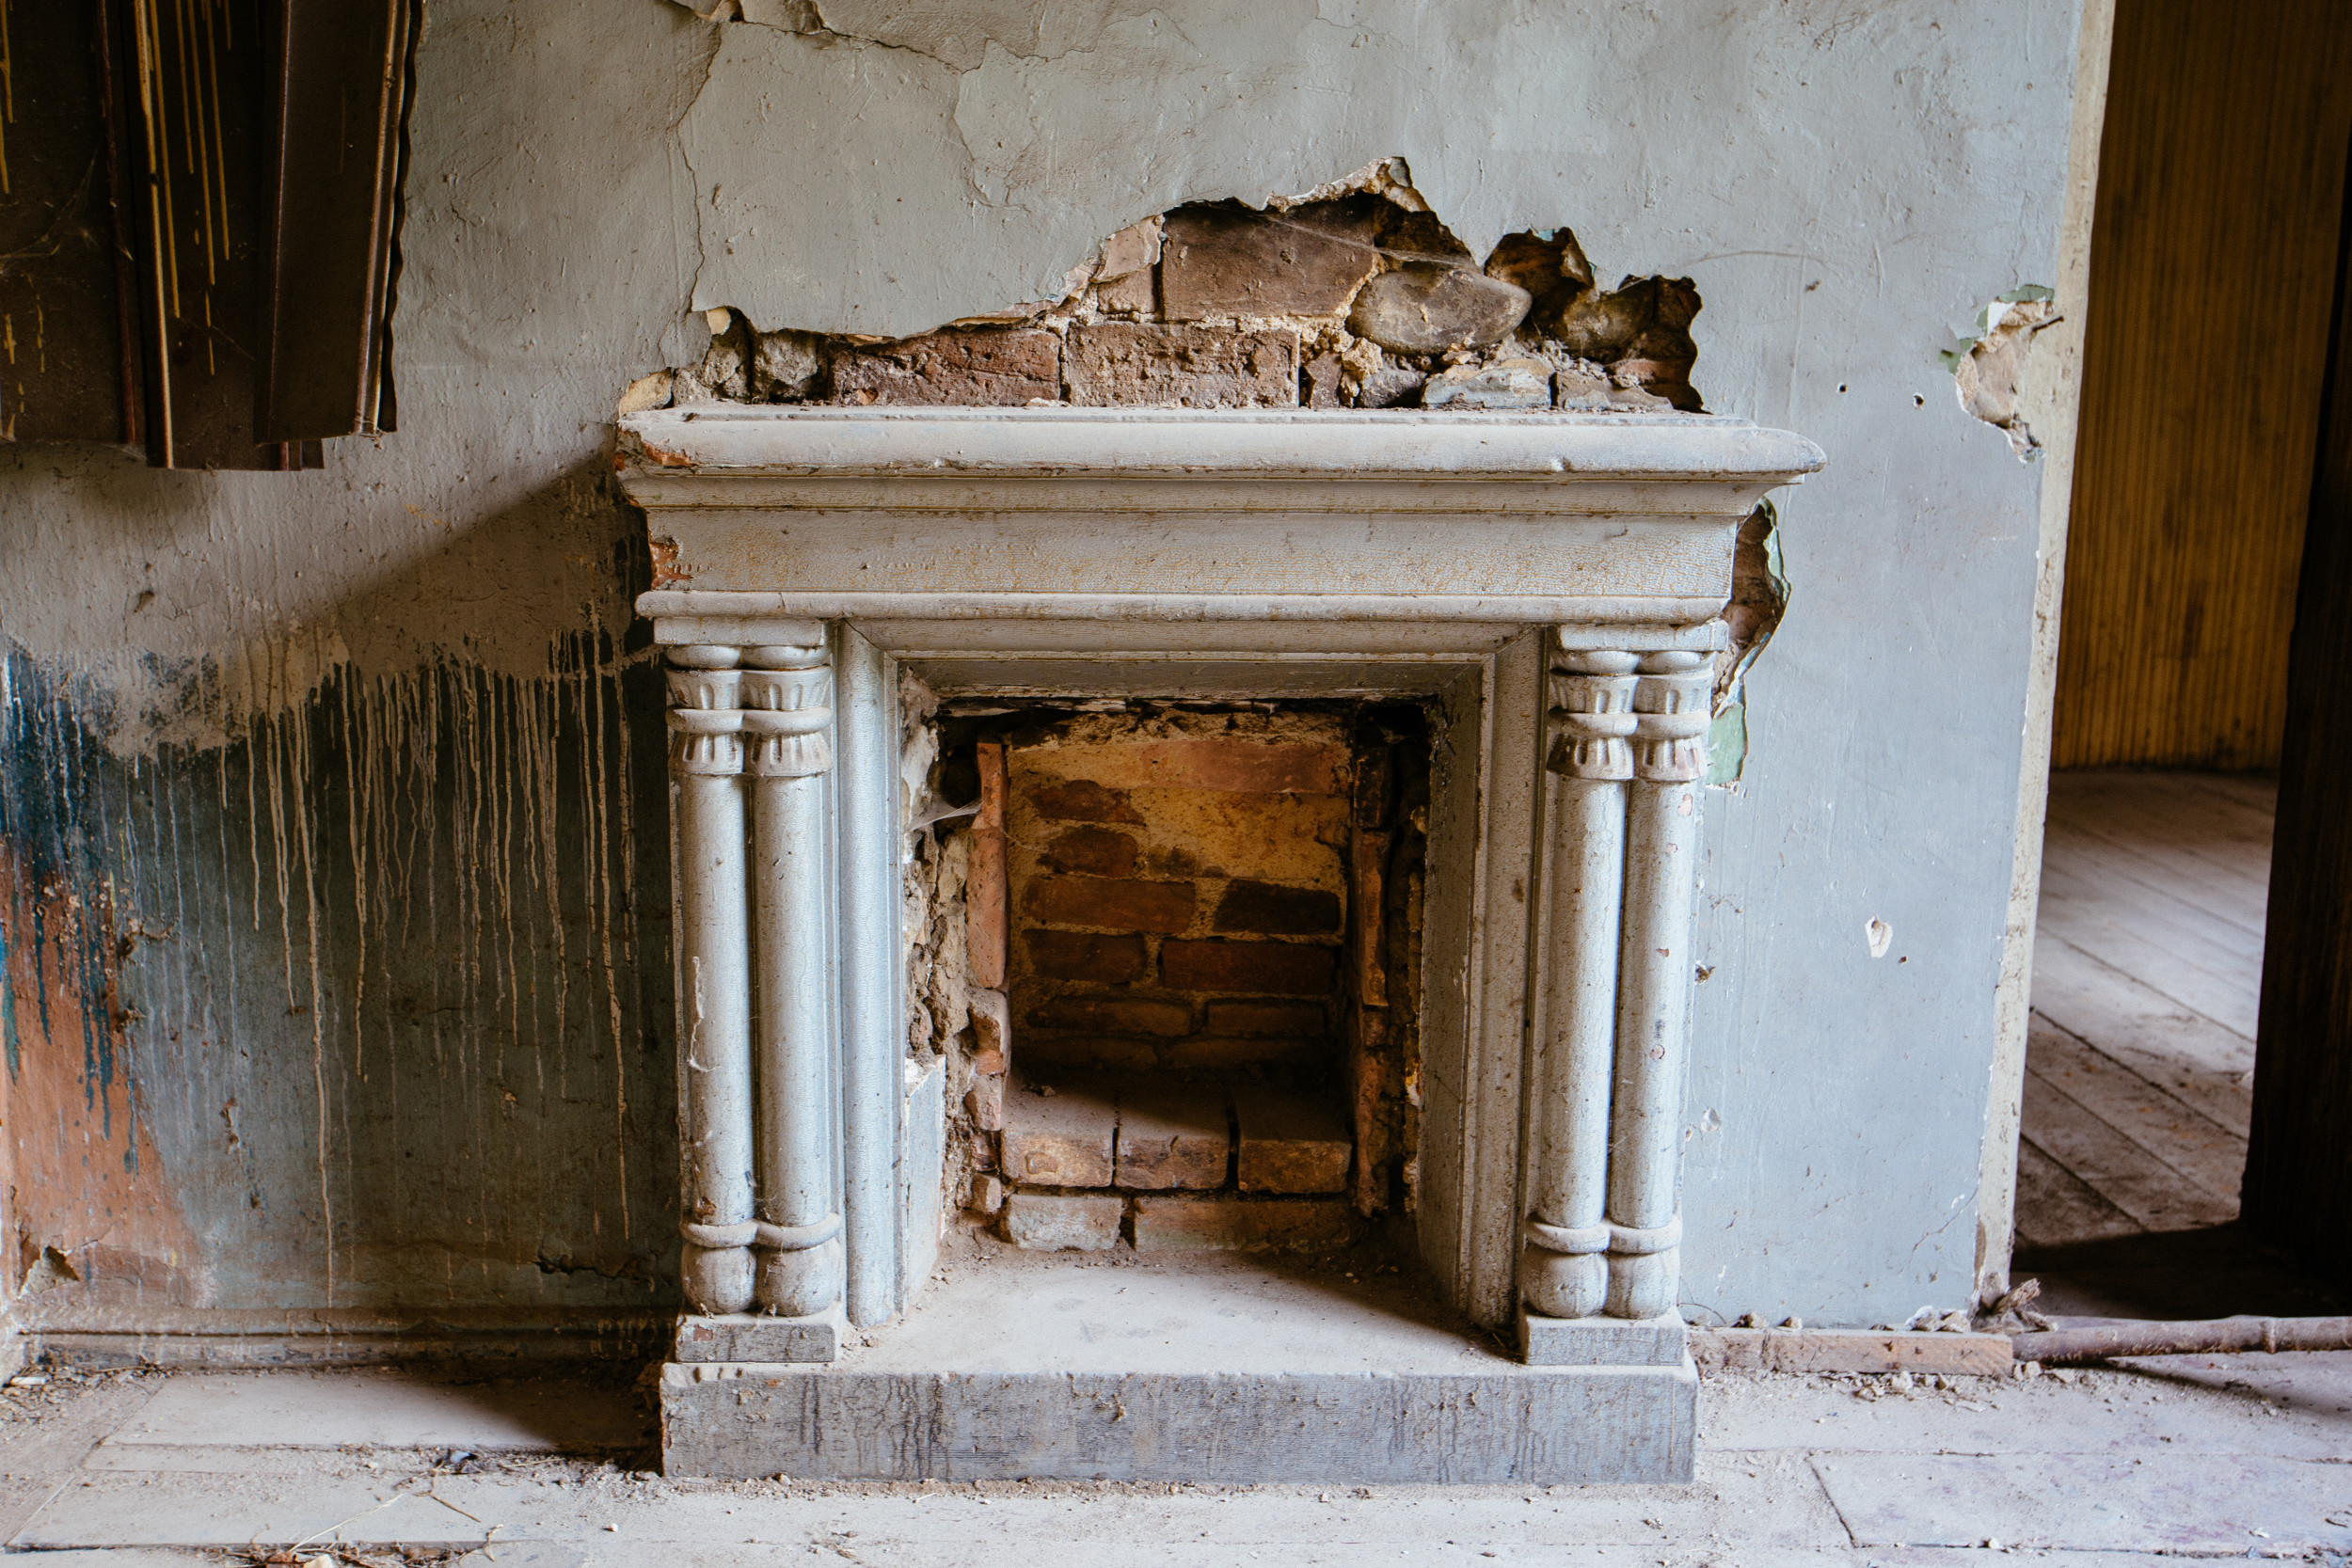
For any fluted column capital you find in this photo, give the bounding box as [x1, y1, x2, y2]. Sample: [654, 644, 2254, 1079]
[1549, 648, 1640, 781]
[1631, 651, 1712, 783]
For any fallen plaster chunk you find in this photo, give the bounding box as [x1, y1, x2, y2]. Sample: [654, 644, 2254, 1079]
[1422, 357, 1551, 409]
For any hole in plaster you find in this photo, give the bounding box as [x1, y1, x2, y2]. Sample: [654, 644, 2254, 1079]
[621, 160, 1709, 418]
[1940, 286, 2059, 461]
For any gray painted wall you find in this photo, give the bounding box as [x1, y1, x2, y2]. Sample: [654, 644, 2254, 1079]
[0, 0, 2083, 1330]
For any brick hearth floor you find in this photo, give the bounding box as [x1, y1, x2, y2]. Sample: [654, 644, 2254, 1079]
[0, 1340, 2344, 1561]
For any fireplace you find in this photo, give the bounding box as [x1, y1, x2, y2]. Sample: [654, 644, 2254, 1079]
[620, 405, 1823, 1482]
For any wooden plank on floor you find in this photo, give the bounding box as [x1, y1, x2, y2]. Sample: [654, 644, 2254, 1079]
[2028, 946, 2257, 1138]
[2042, 818, 2272, 932]
[2180, 772, 2280, 815]
[2138, 770, 2281, 826]
[2047, 773, 2275, 853]
[2026, 1017, 2248, 1202]
[2013, 1137, 2141, 1251]
[2031, 933, 2256, 1062]
[2037, 854, 2266, 964]
[2031, 910, 2260, 1038]
[2050, 772, 2280, 849]
[2020, 1069, 2240, 1233]
[2046, 784, 2276, 881]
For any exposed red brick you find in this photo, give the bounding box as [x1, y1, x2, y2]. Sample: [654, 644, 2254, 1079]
[1064, 324, 1299, 409]
[1114, 1080, 1230, 1191]
[1025, 929, 1148, 983]
[1027, 779, 1144, 824]
[830, 328, 1059, 405]
[1159, 201, 1380, 320]
[1353, 747, 1393, 829]
[1001, 1076, 1117, 1188]
[1213, 879, 1343, 936]
[1028, 995, 1194, 1037]
[965, 1073, 1005, 1132]
[1040, 826, 1139, 879]
[1161, 939, 1336, 996]
[1095, 266, 1156, 315]
[969, 987, 1010, 1067]
[1234, 1084, 1352, 1195]
[1024, 876, 1196, 933]
[1351, 829, 1388, 1007]
[1042, 739, 1346, 795]
[968, 743, 1008, 990]
[1002, 1193, 1122, 1251]
[1349, 1006, 1389, 1216]
[1164, 1036, 1332, 1071]
[1204, 1000, 1327, 1037]
[1021, 1036, 1159, 1073]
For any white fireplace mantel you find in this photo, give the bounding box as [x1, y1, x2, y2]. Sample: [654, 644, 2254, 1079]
[625, 405, 1824, 643]
[619, 405, 1825, 1484]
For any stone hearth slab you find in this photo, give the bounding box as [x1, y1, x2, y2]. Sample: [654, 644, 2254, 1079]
[660, 1251, 1694, 1482]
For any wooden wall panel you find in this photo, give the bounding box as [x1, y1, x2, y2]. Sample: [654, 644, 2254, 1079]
[2053, 0, 2352, 769]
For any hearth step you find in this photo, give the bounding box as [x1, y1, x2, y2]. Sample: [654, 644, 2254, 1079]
[660, 1252, 1695, 1483]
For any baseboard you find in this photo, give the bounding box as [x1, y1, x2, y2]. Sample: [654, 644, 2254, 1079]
[21, 1307, 674, 1370]
[1689, 1325, 2012, 1375]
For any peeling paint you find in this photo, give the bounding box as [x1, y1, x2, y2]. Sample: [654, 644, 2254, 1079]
[1942, 287, 2060, 460]
[0, 637, 677, 1318]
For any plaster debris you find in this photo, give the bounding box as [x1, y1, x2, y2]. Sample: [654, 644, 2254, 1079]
[1421, 357, 1552, 409]
[1867, 918, 1894, 958]
[1943, 286, 2058, 460]
[616, 371, 675, 415]
[1095, 217, 1163, 282]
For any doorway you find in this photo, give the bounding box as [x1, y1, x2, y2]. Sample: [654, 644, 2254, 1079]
[2019, 0, 2352, 1320]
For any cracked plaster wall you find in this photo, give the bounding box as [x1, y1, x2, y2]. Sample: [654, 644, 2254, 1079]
[0, 0, 2086, 1328]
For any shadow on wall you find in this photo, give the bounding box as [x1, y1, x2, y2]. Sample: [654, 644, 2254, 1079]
[0, 460, 682, 1324]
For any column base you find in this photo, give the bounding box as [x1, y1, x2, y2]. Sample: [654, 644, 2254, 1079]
[1518, 1303, 1687, 1366]
[673, 1304, 845, 1364]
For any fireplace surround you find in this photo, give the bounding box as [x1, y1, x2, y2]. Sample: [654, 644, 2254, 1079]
[620, 405, 1823, 1482]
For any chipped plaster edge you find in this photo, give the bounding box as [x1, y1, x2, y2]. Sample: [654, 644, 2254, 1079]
[1976, 0, 2117, 1309]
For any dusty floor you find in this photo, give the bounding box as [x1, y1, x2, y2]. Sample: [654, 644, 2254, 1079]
[0, 1353, 2342, 1565]
[2024, 770, 2271, 1255]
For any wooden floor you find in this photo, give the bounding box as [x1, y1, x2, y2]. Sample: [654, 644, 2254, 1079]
[2018, 770, 2275, 1251]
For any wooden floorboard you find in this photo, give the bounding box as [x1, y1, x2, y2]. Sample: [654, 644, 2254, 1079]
[2037, 855, 2266, 963]
[2026, 1017, 2248, 1200]
[2019, 771, 2270, 1249]
[2042, 818, 2271, 931]
[2013, 1138, 2141, 1251]
[2018, 1071, 2240, 1231]
[2034, 915, 2259, 1037]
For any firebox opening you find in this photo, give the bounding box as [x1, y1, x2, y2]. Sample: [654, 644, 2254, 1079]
[914, 697, 1432, 1259]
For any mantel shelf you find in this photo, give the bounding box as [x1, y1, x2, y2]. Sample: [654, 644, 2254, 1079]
[616, 406, 1825, 636]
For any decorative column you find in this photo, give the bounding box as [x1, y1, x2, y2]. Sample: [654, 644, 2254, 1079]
[743, 642, 846, 1318]
[1522, 641, 1709, 1343]
[669, 646, 756, 1314]
[1521, 652, 1638, 1321]
[669, 640, 845, 1326]
[1606, 651, 1710, 1319]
